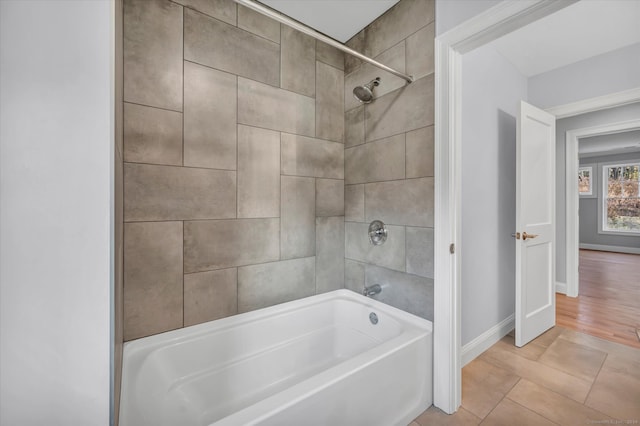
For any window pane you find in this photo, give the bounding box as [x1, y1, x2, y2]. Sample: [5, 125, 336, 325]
[578, 167, 591, 194]
[604, 163, 640, 232]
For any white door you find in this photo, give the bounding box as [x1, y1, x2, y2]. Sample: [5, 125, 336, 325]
[515, 101, 556, 347]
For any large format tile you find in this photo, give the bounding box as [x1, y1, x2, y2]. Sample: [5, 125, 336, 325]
[508, 379, 613, 425]
[238, 257, 315, 312]
[345, 184, 365, 222]
[406, 227, 434, 278]
[184, 8, 280, 86]
[497, 334, 547, 361]
[365, 265, 433, 320]
[184, 219, 280, 272]
[124, 163, 236, 221]
[238, 78, 315, 137]
[237, 125, 280, 218]
[315, 216, 345, 293]
[345, 259, 365, 293]
[414, 406, 481, 426]
[316, 61, 344, 143]
[481, 398, 557, 426]
[538, 338, 606, 382]
[124, 0, 183, 111]
[345, 134, 405, 184]
[406, 126, 434, 178]
[281, 26, 316, 97]
[345, 222, 405, 272]
[316, 41, 344, 70]
[462, 358, 519, 419]
[585, 355, 640, 420]
[281, 176, 316, 259]
[345, 41, 406, 112]
[365, 178, 434, 227]
[345, 106, 365, 148]
[173, 0, 236, 25]
[406, 22, 435, 81]
[124, 221, 183, 340]
[237, 4, 280, 43]
[344, 31, 365, 75]
[123, 102, 182, 166]
[184, 268, 237, 326]
[316, 179, 344, 217]
[281, 133, 344, 179]
[366, 74, 434, 142]
[183, 61, 237, 170]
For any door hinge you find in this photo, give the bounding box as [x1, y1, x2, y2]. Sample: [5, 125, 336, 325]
[449, 243, 455, 254]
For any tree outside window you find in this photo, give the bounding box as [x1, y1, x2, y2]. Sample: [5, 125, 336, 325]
[578, 166, 592, 195]
[603, 162, 640, 233]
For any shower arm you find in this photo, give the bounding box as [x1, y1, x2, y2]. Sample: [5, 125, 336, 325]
[233, 0, 414, 84]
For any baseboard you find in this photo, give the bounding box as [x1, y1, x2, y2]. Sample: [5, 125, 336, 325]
[461, 314, 514, 367]
[555, 281, 567, 294]
[579, 243, 640, 255]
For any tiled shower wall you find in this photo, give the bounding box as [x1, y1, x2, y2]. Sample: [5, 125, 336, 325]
[122, 0, 345, 341]
[343, 0, 435, 320]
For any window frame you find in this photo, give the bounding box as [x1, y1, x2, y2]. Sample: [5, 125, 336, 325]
[578, 164, 596, 198]
[598, 159, 640, 236]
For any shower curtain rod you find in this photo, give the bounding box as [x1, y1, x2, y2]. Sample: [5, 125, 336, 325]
[233, 0, 414, 84]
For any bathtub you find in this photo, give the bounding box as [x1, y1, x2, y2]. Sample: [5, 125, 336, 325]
[119, 289, 433, 426]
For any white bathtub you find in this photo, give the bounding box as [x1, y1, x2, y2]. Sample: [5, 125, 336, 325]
[119, 289, 432, 426]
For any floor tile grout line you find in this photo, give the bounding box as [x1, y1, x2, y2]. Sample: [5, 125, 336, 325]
[503, 395, 563, 426]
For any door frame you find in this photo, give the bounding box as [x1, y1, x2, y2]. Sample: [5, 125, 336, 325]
[565, 115, 640, 297]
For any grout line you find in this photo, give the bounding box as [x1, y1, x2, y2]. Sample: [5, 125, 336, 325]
[123, 160, 235, 173]
[123, 100, 182, 114]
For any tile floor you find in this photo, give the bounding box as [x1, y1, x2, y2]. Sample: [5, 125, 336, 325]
[411, 326, 640, 425]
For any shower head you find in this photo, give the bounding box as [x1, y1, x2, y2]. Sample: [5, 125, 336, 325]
[353, 77, 381, 104]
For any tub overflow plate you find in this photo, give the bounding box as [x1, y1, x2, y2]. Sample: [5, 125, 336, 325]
[369, 312, 379, 325]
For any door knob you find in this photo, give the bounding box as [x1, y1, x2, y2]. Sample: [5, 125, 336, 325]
[522, 232, 538, 240]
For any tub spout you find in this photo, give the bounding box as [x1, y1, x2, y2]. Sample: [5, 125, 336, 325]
[363, 284, 382, 297]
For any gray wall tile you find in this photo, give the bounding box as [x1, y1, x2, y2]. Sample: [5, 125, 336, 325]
[364, 177, 434, 227]
[316, 61, 344, 143]
[184, 218, 280, 272]
[238, 257, 316, 312]
[124, 102, 182, 166]
[365, 264, 434, 320]
[316, 216, 345, 293]
[281, 176, 316, 259]
[184, 8, 280, 86]
[237, 4, 280, 42]
[345, 222, 405, 271]
[406, 226, 434, 279]
[124, 163, 236, 221]
[124, 0, 182, 111]
[345, 106, 365, 148]
[406, 126, 434, 178]
[184, 61, 237, 170]
[362, 0, 434, 59]
[345, 184, 365, 222]
[316, 41, 344, 70]
[406, 22, 435, 81]
[238, 78, 315, 137]
[345, 134, 405, 184]
[173, 0, 236, 25]
[184, 268, 238, 326]
[345, 259, 365, 293]
[281, 133, 344, 179]
[281, 26, 316, 97]
[345, 41, 406, 112]
[237, 125, 280, 218]
[316, 179, 344, 217]
[366, 74, 434, 142]
[345, 31, 365, 74]
[124, 221, 183, 340]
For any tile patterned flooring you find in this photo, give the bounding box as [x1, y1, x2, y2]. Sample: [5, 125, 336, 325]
[411, 327, 640, 425]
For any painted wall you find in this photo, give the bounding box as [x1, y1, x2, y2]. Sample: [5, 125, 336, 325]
[0, 0, 112, 424]
[529, 43, 640, 109]
[460, 43, 528, 346]
[556, 103, 640, 283]
[122, 0, 346, 341]
[579, 152, 640, 250]
[344, 0, 436, 320]
[435, 0, 501, 35]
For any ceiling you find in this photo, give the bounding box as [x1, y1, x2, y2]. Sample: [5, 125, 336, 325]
[261, 0, 400, 42]
[579, 130, 640, 158]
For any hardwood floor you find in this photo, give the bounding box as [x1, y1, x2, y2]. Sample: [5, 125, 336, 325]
[556, 249, 640, 349]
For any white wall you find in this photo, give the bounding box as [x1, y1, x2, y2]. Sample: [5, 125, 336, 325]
[435, 0, 501, 35]
[529, 43, 640, 109]
[460, 43, 528, 346]
[0, 1, 112, 424]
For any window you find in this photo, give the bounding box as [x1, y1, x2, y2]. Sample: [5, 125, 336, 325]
[578, 166, 593, 196]
[602, 162, 640, 233]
